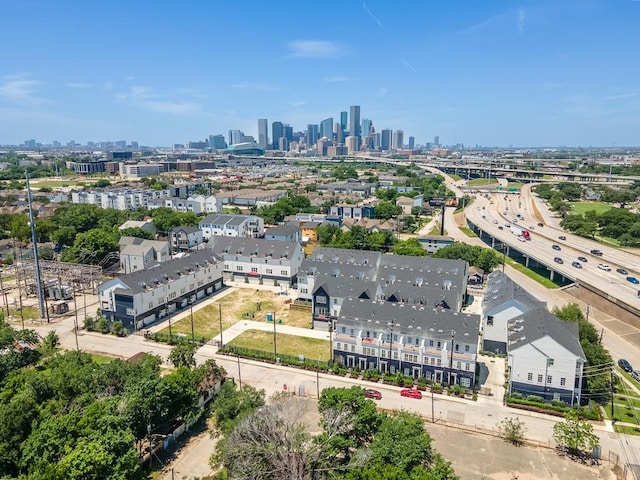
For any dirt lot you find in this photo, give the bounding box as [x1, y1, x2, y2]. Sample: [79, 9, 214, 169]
[159, 289, 311, 340]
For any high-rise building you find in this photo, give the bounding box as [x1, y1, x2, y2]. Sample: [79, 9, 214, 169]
[258, 118, 269, 149]
[284, 125, 293, 142]
[408, 136, 415, 149]
[272, 121, 284, 150]
[392, 130, 404, 150]
[316, 138, 329, 156]
[209, 134, 226, 149]
[434, 135, 440, 146]
[278, 137, 288, 152]
[349, 105, 361, 140]
[335, 123, 343, 144]
[345, 136, 359, 154]
[320, 117, 334, 142]
[229, 130, 244, 146]
[340, 111, 348, 136]
[306, 124, 319, 146]
[381, 129, 392, 151]
[361, 119, 371, 139]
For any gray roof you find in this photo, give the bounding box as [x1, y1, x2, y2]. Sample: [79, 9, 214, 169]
[119, 236, 168, 252]
[301, 261, 378, 281]
[314, 277, 379, 299]
[509, 306, 585, 360]
[482, 270, 542, 314]
[111, 249, 221, 295]
[170, 226, 201, 234]
[199, 213, 257, 226]
[208, 237, 299, 259]
[120, 243, 153, 257]
[265, 223, 301, 237]
[308, 247, 381, 266]
[339, 297, 480, 343]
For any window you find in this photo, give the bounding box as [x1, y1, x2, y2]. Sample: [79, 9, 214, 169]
[547, 358, 554, 366]
[393, 352, 398, 360]
[465, 363, 470, 371]
[456, 361, 461, 369]
[380, 350, 386, 358]
[436, 358, 441, 366]
[560, 377, 566, 386]
[366, 331, 370, 338]
[300, 288, 308, 294]
[415, 337, 419, 346]
[336, 342, 341, 350]
[224, 264, 229, 270]
[527, 373, 533, 381]
[316, 296, 327, 304]
[487, 316, 494, 326]
[455, 344, 459, 352]
[236, 265, 243, 271]
[429, 339, 434, 347]
[341, 326, 346, 334]
[350, 345, 355, 352]
[251, 267, 258, 273]
[465, 345, 470, 352]
[333, 298, 338, 304]
[266, 268, 273, 274]
[281, 270, 287, 276]
[430, 357, 435, 365]
[537, 374, 543, 383]
[547, 375, 552, 384]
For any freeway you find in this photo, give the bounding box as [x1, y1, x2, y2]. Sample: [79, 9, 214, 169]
[466, 194, 640, 306]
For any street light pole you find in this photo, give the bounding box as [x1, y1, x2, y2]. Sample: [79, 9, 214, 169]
[237, 354, 242, 389]
[218, 302, 223, 347]
[190, 300, 195, 342]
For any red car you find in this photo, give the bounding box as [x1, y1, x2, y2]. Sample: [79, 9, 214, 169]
[400, 389, 422, 399]
[364, 389, 382, 400]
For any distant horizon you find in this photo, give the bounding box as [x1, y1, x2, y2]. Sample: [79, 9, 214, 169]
[2, 1, 640, 147]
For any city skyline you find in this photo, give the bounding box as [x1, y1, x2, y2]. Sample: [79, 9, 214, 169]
[2, 1, 640, 147]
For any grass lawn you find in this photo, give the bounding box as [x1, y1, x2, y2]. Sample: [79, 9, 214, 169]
[158, 289, 312, 340]
[506, 182, 525, 189]
[468, 177, 498, 186]
[569, 202, 613, 215]
[604, 403, 640, 425]
[505, 258, 560, 289]
[448, 174, 462, 181]
[229, 329, 331, 362]
[614, 424, 640, 435]
[9, 305, 41, 320]
[595, 235, 621, 247]
[459, 227, 478, 238]
[90, 353, 116, 364]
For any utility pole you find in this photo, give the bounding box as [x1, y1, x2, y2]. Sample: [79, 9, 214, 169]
[218, 302, 223, 347]
[610, 369, 615, 422]
[190, 300, 195, 342]
[25, 170, 46, 320]
[273, 312, 277, 361]
[237, 354, 242, 389]
[72, 282, 80, 351]
[0, 271, 8, 317]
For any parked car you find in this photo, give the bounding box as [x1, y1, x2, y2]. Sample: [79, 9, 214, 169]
[505, 223, 511, 228]
[571, 261, 582, 269]
[554, 257, 564, 264]
[493, 219, 498, 224]
[578, 256, 588, 263]
[627, 276, 640, 285]
[400, 389, 423, 399]
[617, 268, 629, 275]
[590, 249, 603, 256]
[552, 244, 561, 251]
[619, 358, 633, 373]
[632, 370, 640, 382]
[598, 264, 611, 271]
[529, 225, 535, 230]
[558, 235, 567, 240]
[498, 226, 503, 230]
[537, 222, 544, 227]
[364, 389, 382, 400]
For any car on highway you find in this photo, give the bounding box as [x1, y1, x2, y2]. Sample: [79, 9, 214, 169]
[537, 223, 544, 227]
[554, 257, 564, 264]
[617, 268, 628, 275]
[558, 235, 567, 240]
[498, 226, 503, 230]
[400, 389, 422, 399]
[633, 370, 640, 382]
[571, 261, 582, 269]
[552, 244, 561, 251]
[364, 388, 382, 400]
[598, 264, 611, 271]
[492, 219, 498, 224]
[627, 276, 640, 285]
[504, 223, 511, 228]
[590, 249, 603, 256]
[529, 225, 535, 230]
[578, 256, 588, 263]
[619, 358, 633, 373]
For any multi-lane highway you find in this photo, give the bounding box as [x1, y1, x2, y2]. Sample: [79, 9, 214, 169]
[467, 193, 640, 303]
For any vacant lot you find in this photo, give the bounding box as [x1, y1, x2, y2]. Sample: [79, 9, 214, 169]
[468, 177, 498, 186]
[228, 329, 331, 362]
[158, 289, 311, 340]
[569, 202, 612, 215]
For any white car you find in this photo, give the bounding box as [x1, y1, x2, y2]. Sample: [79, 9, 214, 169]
[492, 219, 498, 224]
[598, 264, 611, 271]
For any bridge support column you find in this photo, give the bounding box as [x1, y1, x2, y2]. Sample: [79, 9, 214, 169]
[550, 270, 555, 281]
[525, 256, 529, 267]
[491, 237, 495, 248]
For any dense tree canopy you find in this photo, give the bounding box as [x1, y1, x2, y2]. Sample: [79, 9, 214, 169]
[253, 195, 319, 224]
[434, 242, 502, 271]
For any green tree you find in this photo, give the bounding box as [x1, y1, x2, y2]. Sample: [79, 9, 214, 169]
[50, 225, 77, 246]
[375, 201, 402, 220]
[119, 226, 154, 240]
[40, 331, 60, 358]
[168, 342, 197, 369]
[393, 238, 427, 256]
[552, 410, 599, 457]
[61, 227, 120, 264]
[94, 179, 111, 188]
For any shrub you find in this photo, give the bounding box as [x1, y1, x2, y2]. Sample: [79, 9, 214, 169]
[110, 320, 124, 336]
[525, 395, 544, 404]
[83, 316, 95, 331]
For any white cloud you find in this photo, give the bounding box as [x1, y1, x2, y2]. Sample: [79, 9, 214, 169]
[287, 40, 346, 58]
[65, 82, 92, 89]
[115, 85, 201, 115]
[0, 74, 45, 105]
[517, 9, 526, 33]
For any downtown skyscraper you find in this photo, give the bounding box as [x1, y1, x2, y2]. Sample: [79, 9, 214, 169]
[349, 105, 361, 139]
[258, 119, 269, 150]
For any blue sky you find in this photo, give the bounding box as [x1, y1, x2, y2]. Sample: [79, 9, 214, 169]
[1, 0, 640, 147]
